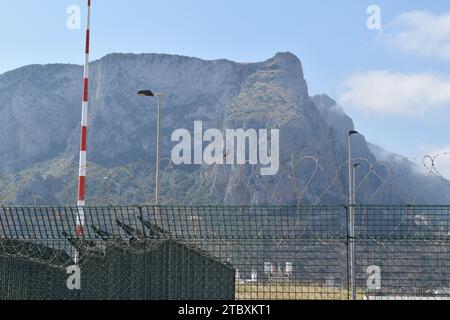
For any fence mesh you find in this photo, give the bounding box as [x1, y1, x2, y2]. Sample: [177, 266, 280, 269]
[0, 205, 449, 300]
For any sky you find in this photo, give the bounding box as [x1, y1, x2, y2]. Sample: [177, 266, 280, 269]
[1, 0, 450, 175]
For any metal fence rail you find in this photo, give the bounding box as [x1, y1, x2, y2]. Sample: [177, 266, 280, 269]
[1, 205, 450, 300]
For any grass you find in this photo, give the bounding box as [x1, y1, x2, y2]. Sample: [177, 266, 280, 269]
[235, 282, 364, 300]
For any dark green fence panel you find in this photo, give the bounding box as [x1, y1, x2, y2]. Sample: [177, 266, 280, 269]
[2, 205, 450, 300]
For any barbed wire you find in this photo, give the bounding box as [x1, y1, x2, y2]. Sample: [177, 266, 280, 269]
[423, 152, 450, 188]
[172, 152, 450, 246]
[1, 151, 449, 208]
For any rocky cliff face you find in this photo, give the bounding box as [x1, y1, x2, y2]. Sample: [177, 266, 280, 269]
[0, 64, 82, 172]
[0, 52, 448, 205]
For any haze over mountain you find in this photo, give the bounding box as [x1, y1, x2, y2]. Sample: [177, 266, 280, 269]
[0, 52, 448, 206]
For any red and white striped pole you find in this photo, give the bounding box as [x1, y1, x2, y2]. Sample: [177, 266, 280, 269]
[76, 0, 91, 238]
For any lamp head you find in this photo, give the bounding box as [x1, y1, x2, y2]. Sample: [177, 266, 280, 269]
[138, 90, 154, 97]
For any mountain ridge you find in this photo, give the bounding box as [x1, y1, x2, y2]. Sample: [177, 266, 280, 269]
[0, 51, 448, 205]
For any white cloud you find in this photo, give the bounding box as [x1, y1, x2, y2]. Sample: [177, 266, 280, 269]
[383, 11, 450, 61]
[338, 70, 450, 116]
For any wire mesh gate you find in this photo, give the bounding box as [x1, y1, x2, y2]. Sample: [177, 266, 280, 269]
[0, 205, 450, 300]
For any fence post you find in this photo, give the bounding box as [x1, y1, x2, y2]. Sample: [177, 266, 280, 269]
[351, 205, 356, 300]
[346, 205, 356, 300]
[136, 205, 147, 300]
[136, 205, 145, 237]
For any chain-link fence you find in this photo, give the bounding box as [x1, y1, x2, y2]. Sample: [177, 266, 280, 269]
[1, 205, 450, 300]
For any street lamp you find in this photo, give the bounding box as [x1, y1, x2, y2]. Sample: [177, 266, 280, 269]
[347, 129, 359, 301]
[138, 89, 165, 205]
[353, 163, 361, 205]
[348, 130, 358, 205]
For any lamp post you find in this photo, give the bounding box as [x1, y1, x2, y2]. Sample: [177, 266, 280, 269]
[348, 129, 358, 300]
[348, 130, 358, 206]
[138, 90, 164, 205]
[353, 163, 361, 205]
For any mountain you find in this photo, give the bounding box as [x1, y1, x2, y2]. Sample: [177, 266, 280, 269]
[0, 52, 448, 206]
